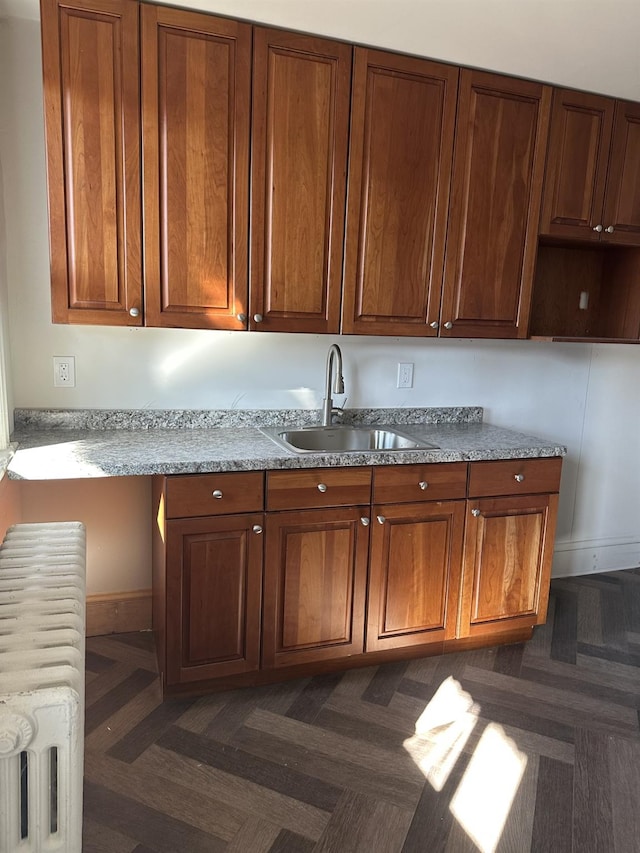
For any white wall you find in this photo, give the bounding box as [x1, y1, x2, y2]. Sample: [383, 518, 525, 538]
[0, 4, 639, 594]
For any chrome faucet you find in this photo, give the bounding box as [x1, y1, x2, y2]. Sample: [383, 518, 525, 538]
[321, 344, 345, 427]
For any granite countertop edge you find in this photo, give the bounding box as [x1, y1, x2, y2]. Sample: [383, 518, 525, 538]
[8, 407, 568, 480]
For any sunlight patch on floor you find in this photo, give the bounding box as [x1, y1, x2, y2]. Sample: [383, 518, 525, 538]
[403, 677, 528, 853]
[450, 722, 527, 853]
[403, 676, 480, 792]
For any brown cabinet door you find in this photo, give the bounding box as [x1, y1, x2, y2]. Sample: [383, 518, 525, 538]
[342, 49, 458, 336]
[539, 89, 614, 241]
[250, 29, 351, 333]
[458, 493, 559, 638]
[601, 100, 640, 246]
[263, 508, 369, 668]
[442, 71, 551, 338]
[165, 513, 263, 685]
[40, 0, 142, 325]
[367, 501, 464, 652]
[141, 6, 251, 329]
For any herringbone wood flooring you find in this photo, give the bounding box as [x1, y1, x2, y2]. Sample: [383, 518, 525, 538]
[83, 569, 640, 853]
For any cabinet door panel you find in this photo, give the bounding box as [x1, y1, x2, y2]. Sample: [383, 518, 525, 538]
[602, 100, 640, 245]
[442, 71, 550, 338]
[41, 0, 141, 324]
[343, 50, 458, 336]
[367, 502, 464, 651]
[251, 29, 351, 333]
[263, 508, 369, 668]
[166, 514, 263, 684]
[539, 90, 614, 240]
[142, 6, 250, 329]
[458, 494, 559, 638]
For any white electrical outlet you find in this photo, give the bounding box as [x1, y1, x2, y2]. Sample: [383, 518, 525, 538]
[397, 362, 414, 389]
[53, 356, 76, 387]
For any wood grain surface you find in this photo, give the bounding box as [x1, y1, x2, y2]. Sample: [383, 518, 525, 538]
[84, 567, 640, 852]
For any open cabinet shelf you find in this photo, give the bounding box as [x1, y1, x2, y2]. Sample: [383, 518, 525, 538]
[530, 242, 640, 342]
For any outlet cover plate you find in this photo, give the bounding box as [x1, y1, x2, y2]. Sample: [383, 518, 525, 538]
[53, 356, 76, 387]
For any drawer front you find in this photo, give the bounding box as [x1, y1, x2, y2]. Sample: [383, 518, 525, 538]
[266, 467, 372, 511]
[165, 472, 264, 518]
[468, 457, 562, 498]
[373, 462, 468, 504]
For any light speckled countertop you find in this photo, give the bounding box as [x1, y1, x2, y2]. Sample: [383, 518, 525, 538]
[8, 407, 567, 480]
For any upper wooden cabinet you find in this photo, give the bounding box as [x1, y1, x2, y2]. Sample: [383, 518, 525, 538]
[250, 29, 351, 333]
[41, 2, 639, 339]
[342, 49, 458, 336]
[603, 101, 640, 245]
[41, 0, 250, 329]
[540, 90, 640, 246]
[441, 71, 551, 339]
[40, 0, 142, 325]
[141, 5, 251, 329]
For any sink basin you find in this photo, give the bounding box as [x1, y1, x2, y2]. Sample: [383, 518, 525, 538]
[260, 425, 439, 454]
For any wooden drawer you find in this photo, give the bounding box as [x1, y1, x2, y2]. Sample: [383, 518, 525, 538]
[373, 463, 468, 503]
[165, 472, 264, 518]
[266, 467, 372, 511]
[468, 457, 562, 498]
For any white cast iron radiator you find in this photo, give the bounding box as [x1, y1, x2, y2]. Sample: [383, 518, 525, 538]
[0, 522, 86, 853]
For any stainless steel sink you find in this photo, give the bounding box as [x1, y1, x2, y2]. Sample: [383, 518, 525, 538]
[260, 425, 439, 454]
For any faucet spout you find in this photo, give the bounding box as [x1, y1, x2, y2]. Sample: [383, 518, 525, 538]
[321, 344, 345, 426]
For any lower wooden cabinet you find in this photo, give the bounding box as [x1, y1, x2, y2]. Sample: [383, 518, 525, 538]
[262, 507, 370, 668]
[153, 458, 562, 695]
[366, 501, 464, 651]
[164, 513, 263, 685]
[458, 492, 559, 638]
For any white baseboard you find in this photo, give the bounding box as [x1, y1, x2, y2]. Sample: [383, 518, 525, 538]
[552, 537, 640, 578]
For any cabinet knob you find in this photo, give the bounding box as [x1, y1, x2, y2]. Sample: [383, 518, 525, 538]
[429, 321, 439, 329]
[237, 313, 247, 323]
[443, 321, 453, 330]
[377, 515, 386, 524]
[593, 224, 603, 233]
[252, 524, 263, 534]
[129, 307, 140, 318]
[471, 509, 481, 517]
[317, 483, 327, 493]
[514, 474, 525, 483]
[253, 314, 263, 323]
[360, 517, 370, 526]
[418, 481, 428, 490]
[605, 225, 615, 234]
[212, 489, 223, 499]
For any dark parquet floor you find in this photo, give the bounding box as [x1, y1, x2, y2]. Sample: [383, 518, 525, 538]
[83, 568, 640, 853]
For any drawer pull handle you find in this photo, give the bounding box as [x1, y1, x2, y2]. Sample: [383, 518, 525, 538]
[418, 481, 428, 490]
[514, 474, 525, 483]
[360, 517, 370, 526]
[252, 524, 263, 534]
[471, 509, 481, 517]
[317, 483, 328, 493]
[377, 515, 386, 524]
[212, 490, 223, 499]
